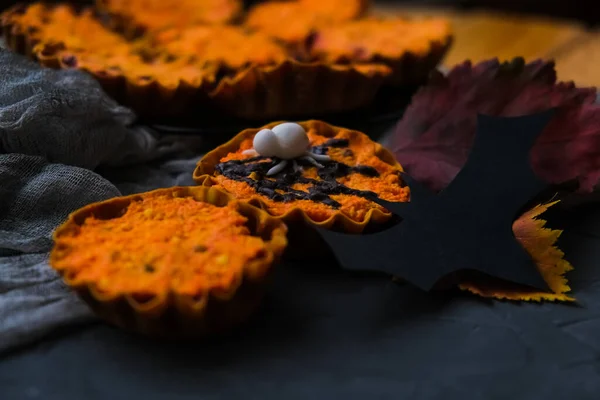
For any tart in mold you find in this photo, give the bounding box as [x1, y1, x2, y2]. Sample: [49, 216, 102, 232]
[194, 120, 410, 234]
[49, 186, 288, 338]
[1, 1, 453, 119]
[0, 3, 216, 117]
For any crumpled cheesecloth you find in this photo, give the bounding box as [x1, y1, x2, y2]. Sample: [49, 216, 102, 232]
[0, 48, 203, 354]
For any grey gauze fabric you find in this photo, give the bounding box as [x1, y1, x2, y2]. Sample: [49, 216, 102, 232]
[0, 49, 199, 169]
[0, 49, 202, 353]
[0, 156, 120, 351]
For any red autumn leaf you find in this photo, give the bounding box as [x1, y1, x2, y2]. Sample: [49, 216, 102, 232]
[391, 58, 600, 193]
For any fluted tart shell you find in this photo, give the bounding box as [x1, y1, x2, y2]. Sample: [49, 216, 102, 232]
[49, 186, 288, 338]
[194, 120, 410, 234]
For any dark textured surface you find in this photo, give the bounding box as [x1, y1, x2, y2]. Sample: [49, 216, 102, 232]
[1, 203, 600, 400]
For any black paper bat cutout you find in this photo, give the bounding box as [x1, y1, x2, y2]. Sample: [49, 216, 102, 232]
[316, 110, 556, 291]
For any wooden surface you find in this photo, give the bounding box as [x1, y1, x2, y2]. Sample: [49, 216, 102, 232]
[376, 5, 600, 88]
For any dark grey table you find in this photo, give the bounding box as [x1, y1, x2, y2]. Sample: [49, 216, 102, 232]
[2, 203, 600, 400]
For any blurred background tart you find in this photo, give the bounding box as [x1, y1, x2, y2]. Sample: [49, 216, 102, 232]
[1, 3, 217, 117]
[0, 1, 453, 121]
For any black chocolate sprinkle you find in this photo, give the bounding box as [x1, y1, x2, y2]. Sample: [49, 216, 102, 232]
[144, 264, 155, 273]
[311, 138, 350, 155]
[215, 140, 386, 209]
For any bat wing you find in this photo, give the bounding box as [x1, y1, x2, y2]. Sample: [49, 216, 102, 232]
[314, 225, 405, 274]
[369, 173, 433, 217]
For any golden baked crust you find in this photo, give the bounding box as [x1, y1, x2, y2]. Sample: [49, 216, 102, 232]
[50, 186, 288, 338]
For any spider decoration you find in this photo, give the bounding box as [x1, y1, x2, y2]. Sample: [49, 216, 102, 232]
[242, 122, 332, 176]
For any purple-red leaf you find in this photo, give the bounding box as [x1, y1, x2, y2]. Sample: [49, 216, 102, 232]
[392, 58, 600, 193]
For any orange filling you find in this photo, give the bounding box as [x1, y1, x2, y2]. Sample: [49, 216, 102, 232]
[52, 195, 268, 297]
[213, 126, 410, 222]
[244, 0, 366, 45]
[98, 0, 242, 31]
[11, 5, 130, 54]
[153, 25, 288, 69]
[9, 4, 212, 87]
[310, 17, 452, 63]
[299, 0, 369, 21]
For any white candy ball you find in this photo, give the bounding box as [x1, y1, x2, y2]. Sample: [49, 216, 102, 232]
[253, 129, 281, 158]
[272, 122, 309, 159]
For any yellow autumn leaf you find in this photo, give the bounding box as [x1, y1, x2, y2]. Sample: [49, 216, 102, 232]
[459, 200, 574, 302]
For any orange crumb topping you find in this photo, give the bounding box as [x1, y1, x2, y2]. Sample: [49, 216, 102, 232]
[10, 4, 212, 87]
[99, 0, 242, 31]
[300, 0, 369, 21]
[310, 17, 452, 63]
[12, 5, 130, 55]
[213, 126, 410, 222]
[52, 195, 268, 297]
[244, 0, 366, 45]
[153, 26, 288, 69]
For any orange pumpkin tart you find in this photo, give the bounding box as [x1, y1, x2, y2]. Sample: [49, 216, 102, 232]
[309, 17, 453, 84]
[194, 121, 409, 233]
[96, 0, 243, 37]
[50, 186, 287, 338]
[0, 3, 216, 117]
[1, 1, 452, 119]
